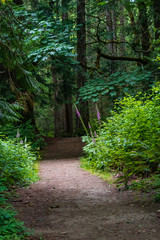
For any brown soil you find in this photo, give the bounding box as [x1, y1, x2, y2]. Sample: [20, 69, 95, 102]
[12, 138, 160, 240]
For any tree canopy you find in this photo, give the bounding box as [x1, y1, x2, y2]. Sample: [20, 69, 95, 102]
[0, 0, 160, 135]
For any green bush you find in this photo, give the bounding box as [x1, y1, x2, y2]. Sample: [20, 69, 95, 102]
[0, 120, 46, 150]
[0, 206, 29, 240]
[0, 181, 30, 240]
[128, 174, 160, 203]
[83, 83, 160, 184]
[0, 138, 38, 239]
[0, 138, 38, 187]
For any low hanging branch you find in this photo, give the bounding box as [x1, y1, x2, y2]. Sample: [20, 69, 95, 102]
[98, 49, 147, 65]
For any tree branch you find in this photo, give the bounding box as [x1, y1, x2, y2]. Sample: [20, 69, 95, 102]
[95, 16, 131, 46]
[98, 49, 147, 64]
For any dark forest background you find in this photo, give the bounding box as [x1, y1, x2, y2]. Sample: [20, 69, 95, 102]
[1, 0, 160, 138]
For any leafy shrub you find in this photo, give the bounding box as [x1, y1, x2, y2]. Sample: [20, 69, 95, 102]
[0, 138, 38, 239]
[78, 69, 154, 103]
[83, 83, 160, 184]
[0, 206, 29, 240]
[0, 181, 29, 240]
[0, 138, 38, 187]
[129, 174, 160, 203]
[0, 120, 46, 150]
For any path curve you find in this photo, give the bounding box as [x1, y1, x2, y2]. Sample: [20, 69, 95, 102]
[13, 158, 160, 240]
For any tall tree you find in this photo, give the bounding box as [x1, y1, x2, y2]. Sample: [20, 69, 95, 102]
[48, 0, 66, 137]
[153, 0, 160, 40]
[77, 0, 89, 132]
[62, 0, 73, 136]
[105, 0, 117, 73]
[137, 0, 150, 57]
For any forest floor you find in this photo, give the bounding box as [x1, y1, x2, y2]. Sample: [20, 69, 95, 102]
[12, 138, 160, 240]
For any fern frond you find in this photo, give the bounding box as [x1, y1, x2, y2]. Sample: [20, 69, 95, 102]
[0, 100, 23, 123]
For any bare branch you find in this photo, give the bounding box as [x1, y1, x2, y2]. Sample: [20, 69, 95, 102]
[98, 49, 147, 64]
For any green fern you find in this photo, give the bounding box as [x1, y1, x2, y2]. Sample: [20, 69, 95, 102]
[0, 100, 22, 123]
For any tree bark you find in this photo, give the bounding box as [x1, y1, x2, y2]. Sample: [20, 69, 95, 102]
[153, 0, 160, 40]
[125, 1, 140, 53]
[105, 0, 117, 73]
[137, 1, 150, 56]
[106, 8, 113, 54]
[62, 0, 73, 136]
[51, 64, 65, 137]
[77, 0, 89, 133]
[49, 1, 68, 137]
[119, 3, 125, 54]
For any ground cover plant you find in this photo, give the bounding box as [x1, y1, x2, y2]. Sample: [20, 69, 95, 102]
[0, 181, 31, 240]
[0, 137, 38, 239]
[82, 83, 160, 202]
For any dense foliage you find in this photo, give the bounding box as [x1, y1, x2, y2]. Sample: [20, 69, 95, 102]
[0, 183, 30, 240]
[78, 69, 154, 103]
[82, 83, 160, 200]
[0, 3, 160, 238]
[0, 121, 46, 150]
[0, 137, 38, 239]
[1, 0, 160, 136]
[0, 138, 38, 187]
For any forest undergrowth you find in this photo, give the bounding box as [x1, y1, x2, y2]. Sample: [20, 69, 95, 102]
[0, 136, 39, 240]
[1, 0, 160, 239]
[81, 83, 160, 203]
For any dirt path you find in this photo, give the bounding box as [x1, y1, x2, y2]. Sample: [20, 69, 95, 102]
[12, 138, 160, 240]
[13, 158, 160, 240]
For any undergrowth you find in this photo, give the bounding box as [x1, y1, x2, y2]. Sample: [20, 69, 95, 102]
[128, 174, 160, 203]
[0, 120, 46, 151]
[82, 83, 160, 202]
[0, 137, 39, 239]
[0, 181, 31, 240]
[80, 157, 114, 184]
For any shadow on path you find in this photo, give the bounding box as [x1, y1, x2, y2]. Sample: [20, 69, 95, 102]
[12, 158, 160, 240]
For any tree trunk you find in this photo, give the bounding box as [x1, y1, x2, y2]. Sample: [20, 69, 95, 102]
[105, 1, 117, 73]
[62, 0, 73, 136]
[49, 1, 67, 137]
[65, 102, 73, 135]
[125, 1, 140, 53]
[153, 0, 160, 40]
[137, 1, 150, 56]
[119, 3, 125, 54]
[137, 1, 152, 90]
[77, 0, 89, 133]
[106, 8, 113, 54]
[51, 65, 65, 137]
